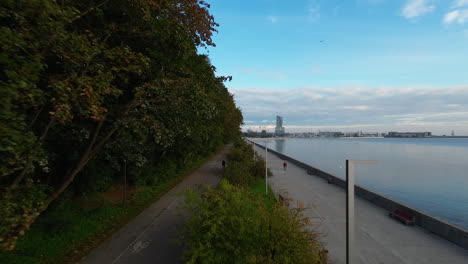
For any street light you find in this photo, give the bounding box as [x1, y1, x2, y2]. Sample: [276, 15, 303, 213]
[346, 160, 377, 264]
[265, 141, 268, 194]
[252, 141, 256, 161]
[263, 139, 274, 195]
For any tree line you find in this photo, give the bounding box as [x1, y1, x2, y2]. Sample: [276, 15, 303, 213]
[0, 0, 242, 251]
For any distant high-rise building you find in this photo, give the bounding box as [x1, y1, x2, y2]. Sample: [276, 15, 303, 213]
[275, 115, 285, 136]
[276, 115, 283, 127]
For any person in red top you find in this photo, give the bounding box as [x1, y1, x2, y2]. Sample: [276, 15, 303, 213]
[283, 161, 287, 171]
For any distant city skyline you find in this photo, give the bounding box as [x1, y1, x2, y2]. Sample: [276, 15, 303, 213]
[245, 121, 467, 135]
[204, 0, 468, 134]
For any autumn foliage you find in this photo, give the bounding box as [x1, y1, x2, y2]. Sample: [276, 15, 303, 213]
[0, 0, 242, 251]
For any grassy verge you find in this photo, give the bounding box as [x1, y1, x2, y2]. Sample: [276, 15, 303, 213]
[248, 178, 276, 210]
[0, 147, 224, 264]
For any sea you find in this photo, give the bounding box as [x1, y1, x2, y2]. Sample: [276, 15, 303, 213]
[252, 137, 468, 230]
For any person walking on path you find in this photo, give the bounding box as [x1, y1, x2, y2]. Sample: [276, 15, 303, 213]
[283, 161, 287, 171]
[222, 160, 226, 169]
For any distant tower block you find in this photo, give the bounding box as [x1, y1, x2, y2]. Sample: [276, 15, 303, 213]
[275, 115, 285, 136]
[452, 130, 455, 136]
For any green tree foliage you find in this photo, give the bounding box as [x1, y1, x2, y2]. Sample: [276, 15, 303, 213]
[224, 141, 269, 185]
[182, 180, 326, 264]
[0, 0, 242, 251]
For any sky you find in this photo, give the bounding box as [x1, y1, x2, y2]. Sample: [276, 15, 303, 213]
[202, 0, 468, 134]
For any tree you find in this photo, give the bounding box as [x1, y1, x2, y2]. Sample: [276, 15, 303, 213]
[1, 0, 242, 251]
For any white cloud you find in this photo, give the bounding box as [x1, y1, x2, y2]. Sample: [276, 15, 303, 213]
[384, 112, 468, 122]
[443, 0, 468, 25]
[231, 85, 468, 134]
[267, 15, 278, 24]
[443, 9, 468, 24]
[303, 91, 324, 100]
[343, 105, 370, 110]
[452, 0, 468, 8]
[401, 0, 435, 19]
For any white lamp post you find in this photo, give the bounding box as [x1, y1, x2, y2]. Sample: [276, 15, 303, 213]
[346, 160, 377, 264]
[265, 141, 268, 194]
[253, 141, 256, 161]
[261, 139, 274, 195]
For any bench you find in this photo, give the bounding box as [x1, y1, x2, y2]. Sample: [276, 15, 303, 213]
[389, 209, 415, 225]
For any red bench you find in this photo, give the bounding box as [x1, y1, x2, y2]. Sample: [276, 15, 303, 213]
[389, 209, 415, 225]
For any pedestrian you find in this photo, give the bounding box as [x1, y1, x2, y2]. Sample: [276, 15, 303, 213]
[222, 160, 226, 169]
[283, 161, 287, 171]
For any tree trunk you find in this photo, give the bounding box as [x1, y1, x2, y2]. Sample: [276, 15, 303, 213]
[5, 99, 138, 251]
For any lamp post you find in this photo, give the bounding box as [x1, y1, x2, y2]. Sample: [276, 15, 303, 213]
[261, 139, 274, 195]
[253, 141, 256, 161]
[123, 159, 127, 206]
[346, 160, 377, 264]
[265, 141, 268, 194]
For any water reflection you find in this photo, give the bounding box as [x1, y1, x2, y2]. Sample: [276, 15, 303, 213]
[275, 139, 285, 153]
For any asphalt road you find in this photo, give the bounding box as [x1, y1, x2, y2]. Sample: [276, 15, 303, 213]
[81, 146, 230, 264]
[254, 144, 468, 264]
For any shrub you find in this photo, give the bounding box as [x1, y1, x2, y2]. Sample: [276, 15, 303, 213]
[0, 181, 48, 251]
[226, 148, 245, 162]
[224, 160, 254, 186]
[182, 180, 327, 264]
[224, 142, 273, 185]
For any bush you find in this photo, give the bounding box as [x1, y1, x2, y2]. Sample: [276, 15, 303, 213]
[0, 181, 48, 251]
[224, 143, 259, 185]
[224, 160, 254, 185]
[182, 180, 326, 264]
[226, 148, 244, 162]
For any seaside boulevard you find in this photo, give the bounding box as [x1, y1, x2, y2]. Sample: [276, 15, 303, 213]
[252, 143, 468, 263]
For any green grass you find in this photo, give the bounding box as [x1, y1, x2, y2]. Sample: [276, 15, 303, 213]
[248, 178, 276, 210]
[0, 149, 222, 264]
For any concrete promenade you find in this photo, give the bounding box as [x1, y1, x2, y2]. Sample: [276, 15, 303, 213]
[81, 146, 230, 264]
[254, 144, 468, 264]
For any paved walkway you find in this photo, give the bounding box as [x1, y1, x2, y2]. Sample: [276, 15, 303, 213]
[254, 144, 468, 264]
[81, 146, 230, 264]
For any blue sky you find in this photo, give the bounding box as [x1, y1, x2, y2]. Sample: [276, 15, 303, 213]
[203, 0, 468, 134]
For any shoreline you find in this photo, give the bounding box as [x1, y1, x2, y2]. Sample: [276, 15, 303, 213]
[250, 136, 468, 139]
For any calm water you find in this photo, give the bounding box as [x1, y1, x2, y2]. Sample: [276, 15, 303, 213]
[255, 137, 468, 229]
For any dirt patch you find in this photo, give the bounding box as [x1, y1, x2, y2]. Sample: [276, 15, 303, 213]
[102, 184, 136, 205]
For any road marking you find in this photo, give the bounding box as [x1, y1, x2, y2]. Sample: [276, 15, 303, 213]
[132, 241, 149, 253]
[112, 198, 179, 264]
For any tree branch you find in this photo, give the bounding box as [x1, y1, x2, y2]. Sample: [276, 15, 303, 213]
[11, 119, 54, 188]
[45, 98, 138, 204]
[70, 0, 111, 23]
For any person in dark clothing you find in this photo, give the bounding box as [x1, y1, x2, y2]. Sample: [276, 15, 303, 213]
[222, 160, 226, 169]
[283, 161, 287, 171]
